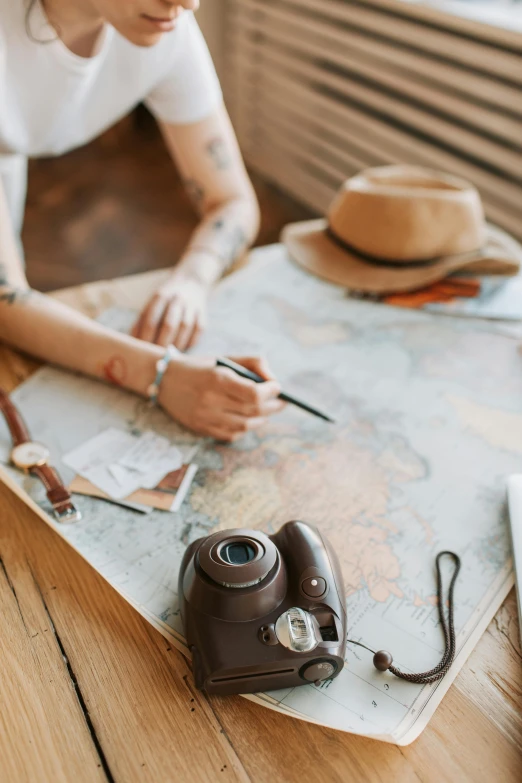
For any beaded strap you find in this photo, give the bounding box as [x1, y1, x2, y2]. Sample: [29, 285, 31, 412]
[347, 551, 461, 683]
[147, 345, 178, 405]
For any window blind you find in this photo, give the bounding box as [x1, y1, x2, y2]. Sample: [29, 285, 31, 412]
[224, 0, 522, 239]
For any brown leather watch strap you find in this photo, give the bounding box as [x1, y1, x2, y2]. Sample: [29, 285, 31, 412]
[0, 387, 31, 445]
[32, 465, 80, 521]
[0, 386, 81, 523]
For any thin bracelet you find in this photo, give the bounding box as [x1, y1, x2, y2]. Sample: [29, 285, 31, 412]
[147, 345, 178, 406]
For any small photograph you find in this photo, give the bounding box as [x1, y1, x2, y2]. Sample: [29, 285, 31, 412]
[69, 463, 198, 512]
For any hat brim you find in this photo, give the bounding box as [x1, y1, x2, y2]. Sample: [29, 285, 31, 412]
[282, 219, 522, 294]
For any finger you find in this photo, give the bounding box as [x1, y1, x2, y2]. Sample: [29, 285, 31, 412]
[137, 295, 169, 343]
[229, 356, 277, 381]
[173, 307, 196, 353]
[207, 414, 267, 442]
[186, 321, 202, 351]
[131, 313, 143, 338]
[225, 398, 286, 418]
[215, 368, 281, 405]
[214, 368, 261, 402]
[186, 312, 206, 351]
[131, 305, 156, 339]
[139, 296, 168, 343]
[156, 299, 184, 348]
[209, 429, 242, 444]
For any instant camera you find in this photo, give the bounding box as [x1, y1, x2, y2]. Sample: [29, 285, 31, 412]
[178, 520, 347, 695]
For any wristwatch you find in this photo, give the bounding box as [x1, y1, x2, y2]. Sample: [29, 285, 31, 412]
[0, 388, 81, 523]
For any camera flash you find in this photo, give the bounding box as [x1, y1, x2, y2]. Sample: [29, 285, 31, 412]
[275, 607, 320, 653]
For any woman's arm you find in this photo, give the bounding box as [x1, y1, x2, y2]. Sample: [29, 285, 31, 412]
[0, 182, 283, 441]
[132, 103, 260, 350]
[0, 178, 163, 392]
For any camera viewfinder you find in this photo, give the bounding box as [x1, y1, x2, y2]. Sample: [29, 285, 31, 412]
[320, 626, 338, 642]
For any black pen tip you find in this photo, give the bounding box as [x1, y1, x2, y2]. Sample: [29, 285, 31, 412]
[315, 411, 335, 423]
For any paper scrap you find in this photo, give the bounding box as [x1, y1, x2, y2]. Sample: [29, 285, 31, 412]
[63, 428, 135, 474]
[120, 431, 183, 476]
[108, 463, 135, 487]
[119, 431, 168, 471]
[63, 428, 186, 500]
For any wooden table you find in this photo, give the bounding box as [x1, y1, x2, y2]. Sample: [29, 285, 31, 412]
[0, 257, 521, 783]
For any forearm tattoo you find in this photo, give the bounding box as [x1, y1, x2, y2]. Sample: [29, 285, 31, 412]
[206, 136, 232, 170]
[0, 263, 32, 305]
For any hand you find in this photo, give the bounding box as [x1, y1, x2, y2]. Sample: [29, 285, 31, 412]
[158, 355, 285, 441]
[132, 276, 209, 351]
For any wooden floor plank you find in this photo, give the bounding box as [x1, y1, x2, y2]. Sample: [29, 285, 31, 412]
[0, 486, 250, 783]
[0, 544, 108, 783]
[401, 685, 522, 783]
[207, 691, 423, 783]
[451, 591, 522, 750]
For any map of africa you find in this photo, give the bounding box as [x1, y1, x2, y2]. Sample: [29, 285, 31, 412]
[0, 245, 518, 744]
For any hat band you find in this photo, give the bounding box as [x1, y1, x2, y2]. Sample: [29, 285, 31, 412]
[326, 227, 482, 269]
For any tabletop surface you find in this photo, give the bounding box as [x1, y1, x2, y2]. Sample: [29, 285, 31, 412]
[0, 248, 521, 783]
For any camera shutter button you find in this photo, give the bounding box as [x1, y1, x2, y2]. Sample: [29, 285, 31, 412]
[301, 576, 327, 598]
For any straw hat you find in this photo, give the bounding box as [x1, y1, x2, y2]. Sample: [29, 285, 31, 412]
[282, 165, 521, 294]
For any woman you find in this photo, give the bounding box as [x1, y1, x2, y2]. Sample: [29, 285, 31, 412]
[0, 0, 285, 441]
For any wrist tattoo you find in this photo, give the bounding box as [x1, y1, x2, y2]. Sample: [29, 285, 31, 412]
[0, 289, 32, 305]
[210, 221, 249, 271]
[102, 356, 127, 386]
[0, 263, 32, 305]
[224, 226, 248, 267]
[206, 136, 232, 170]
[188, 220, 249, 274]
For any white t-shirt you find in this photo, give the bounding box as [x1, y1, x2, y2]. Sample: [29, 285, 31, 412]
[0, 2, 222, 230]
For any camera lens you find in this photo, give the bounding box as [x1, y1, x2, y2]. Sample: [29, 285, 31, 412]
[221, 542, 256, 565]
[199, 530, 278, 593]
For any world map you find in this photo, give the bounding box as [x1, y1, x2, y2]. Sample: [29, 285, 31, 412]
[0, 245, 518, 743]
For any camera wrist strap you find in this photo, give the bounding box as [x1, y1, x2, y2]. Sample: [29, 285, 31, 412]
[346, 551, 461, 684]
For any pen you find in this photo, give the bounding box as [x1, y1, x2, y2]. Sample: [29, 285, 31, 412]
[216, 358, 335, 423]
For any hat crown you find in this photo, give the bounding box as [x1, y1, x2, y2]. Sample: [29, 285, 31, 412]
[328, 165, 485, 262]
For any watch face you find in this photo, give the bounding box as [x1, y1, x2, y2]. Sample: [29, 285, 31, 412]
[11, 442, 50, 469]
